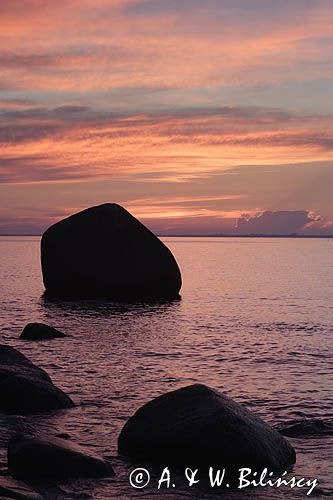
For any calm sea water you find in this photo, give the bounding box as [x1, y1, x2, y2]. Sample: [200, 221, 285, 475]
[0, 236, 332, 499]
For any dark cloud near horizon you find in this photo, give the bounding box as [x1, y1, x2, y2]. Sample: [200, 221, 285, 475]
[0, 103, 298, 122]
[0, 209, 329, 236]
[1, 159, 333, 235]
[237, 210, 319, 234]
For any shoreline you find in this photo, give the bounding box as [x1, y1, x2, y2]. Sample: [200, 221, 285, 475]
[1, 234, 333, 238]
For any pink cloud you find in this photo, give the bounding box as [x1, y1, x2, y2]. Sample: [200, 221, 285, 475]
[1, 105, 332, 185]
[1, 0, 333, 91]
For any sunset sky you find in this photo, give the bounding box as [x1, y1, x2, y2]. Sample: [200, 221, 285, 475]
[1, 0, 333, 234]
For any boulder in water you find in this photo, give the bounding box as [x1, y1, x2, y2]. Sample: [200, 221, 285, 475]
[8, 436, 115, 479]
[118, 384, 296, 473]
[20, 323, 66, 341]
[41, 203, 182, 299]
[0, 476, 42, 500]
[0, 345, 74, 414]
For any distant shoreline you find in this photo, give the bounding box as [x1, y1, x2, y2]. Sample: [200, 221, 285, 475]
[1, 234, 333, 238]
[158, 234, 333, 238]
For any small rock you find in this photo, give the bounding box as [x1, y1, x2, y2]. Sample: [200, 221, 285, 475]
[0, 345, 74, 414]
[8, 436, 115, 480]
[20, 323, 66, 341]
[278, 418, 333, 437]
[0, 476, 42, 500]
[118, 384, 296, 473]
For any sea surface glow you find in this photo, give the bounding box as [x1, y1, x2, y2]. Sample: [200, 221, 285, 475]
[0, 236, 332, 498]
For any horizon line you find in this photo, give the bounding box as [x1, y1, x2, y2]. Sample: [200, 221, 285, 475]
[1, 233, 333, 238]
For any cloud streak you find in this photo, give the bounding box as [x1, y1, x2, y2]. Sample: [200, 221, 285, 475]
[1, 105, 332, 185]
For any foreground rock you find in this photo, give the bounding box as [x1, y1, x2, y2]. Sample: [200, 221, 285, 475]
[41, 203, 182, 299]
[8, 436, 115, 480]
[0, 345, 74, 414]
[0, 476, 42, 500]
[118, 384, 296, 473]
[20, 323, 66, 341]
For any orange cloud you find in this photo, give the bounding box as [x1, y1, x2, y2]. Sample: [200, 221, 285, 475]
[1, 106, 332, 185]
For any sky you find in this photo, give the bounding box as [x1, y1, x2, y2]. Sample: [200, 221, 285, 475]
[0, 0, 332, 235]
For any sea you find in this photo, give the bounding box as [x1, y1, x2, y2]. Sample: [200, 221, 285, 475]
[0, 236, 332, 499]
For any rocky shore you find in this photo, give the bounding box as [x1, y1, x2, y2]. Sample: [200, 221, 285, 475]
[0, 205, 297, 499]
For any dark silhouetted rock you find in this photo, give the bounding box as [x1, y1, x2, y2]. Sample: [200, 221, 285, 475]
[41, 203, 182, 299]
[20, 323, 66, 341]
[0, 345, 74, 414]
[8, 436, 115, 480]
[0, 476, 42, 500]
[278, 418, 333, 437]
[118, 384, 296, 473]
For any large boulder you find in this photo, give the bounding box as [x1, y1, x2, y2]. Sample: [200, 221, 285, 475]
[20, 323, 66, 341]
[118, 384, 296, 473]
[0, 345, 74, 414]
[8, 436, 115, 480]
[41, 203, 182, 299]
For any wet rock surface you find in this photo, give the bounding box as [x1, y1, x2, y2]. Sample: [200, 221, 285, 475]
[0, 475, 42, 500]
[8, 436, 115, 480]
[20, 324, 66, 341]
[0, 346, 74, 414]
[118, 384, 296, 473]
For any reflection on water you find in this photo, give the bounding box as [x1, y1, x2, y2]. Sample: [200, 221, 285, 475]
[41, 295, 182, 320]
[0, 236, 332, 498]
